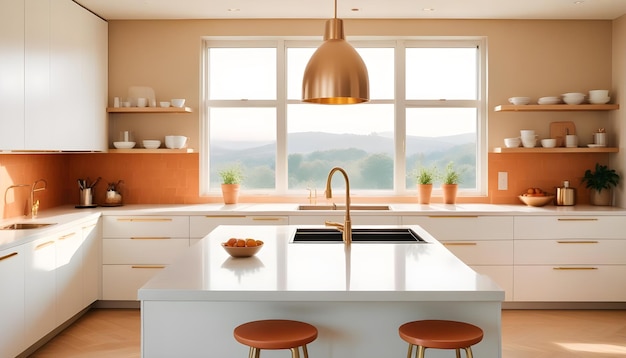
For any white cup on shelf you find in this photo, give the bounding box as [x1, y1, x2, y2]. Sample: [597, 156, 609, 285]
[565, 134, 578, 148]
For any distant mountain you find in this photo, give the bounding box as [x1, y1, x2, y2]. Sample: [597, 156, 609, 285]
[210, 131, 475, 159]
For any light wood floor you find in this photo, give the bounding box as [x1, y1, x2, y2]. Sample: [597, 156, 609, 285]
[29, 309, 626, 357]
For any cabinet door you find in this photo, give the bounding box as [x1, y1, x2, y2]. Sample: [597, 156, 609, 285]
[103, 216, 190, 238]
[28, 0, 107, 151]
[190, 215, 289, 239]
[0, 0, 25, 150]
[103, 238, 189, 265]
[0, 246, 26, 357]
[402, 215, 514, 241]
[24, 236, 57, 345]
[515, 216, 626, 239]
[82, 220, 101, 305]
[289, 215, 400, 226]
[55, 228, 84, 325]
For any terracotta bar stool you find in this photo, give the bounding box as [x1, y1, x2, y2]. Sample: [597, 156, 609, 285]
[398, 320, 483, 358]
[234, 319, 318, 358]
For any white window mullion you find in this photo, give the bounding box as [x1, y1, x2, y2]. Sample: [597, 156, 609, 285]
[276, 41, 288, 194]
[395, 40, 407, 195]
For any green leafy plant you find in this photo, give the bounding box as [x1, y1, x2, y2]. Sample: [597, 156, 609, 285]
[441, 161, 462, 185]
[219, 165, 243, 185]
[581, 163, 620, 193]
[415, 165, 437, 185]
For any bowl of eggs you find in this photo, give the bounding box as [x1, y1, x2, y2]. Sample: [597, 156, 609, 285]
[222, 238, 264, 257]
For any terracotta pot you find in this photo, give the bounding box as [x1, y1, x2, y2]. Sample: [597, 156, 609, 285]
[417, 184, 432, 204]
[441, 184, 458, 204]
[590, 189, 611, 206]
[221, 184, 240, 204]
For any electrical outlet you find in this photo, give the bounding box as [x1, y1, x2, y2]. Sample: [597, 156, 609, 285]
[498, 172, 508, 190]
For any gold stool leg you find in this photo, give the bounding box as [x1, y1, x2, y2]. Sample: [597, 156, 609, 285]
[456, 348, 461, 358]
[289, 347, 301, 358]
[406, 344, 413, 358]
[416, 346, 426, 358]
[302, 344, 309, 358]
[464, 347, 474, 358]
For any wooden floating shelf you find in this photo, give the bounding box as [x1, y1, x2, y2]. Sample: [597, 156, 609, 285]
[108, 148, 194, 154]
[492, 147, 618, 154]
[107, 107, 192, 113]
[494, 104, 619, 112]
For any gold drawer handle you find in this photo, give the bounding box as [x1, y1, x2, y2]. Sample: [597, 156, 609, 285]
[204, 215, 246, 218]
[117, 218, 173, 222]
[36, 241, 55, 250]
[443, 242, 478, 246]
[0, 252, 18, 261]
[553, 267, 598, 270]
[557, 218, 598, 222]
[130, 237, 170, 240]
[131, 265, 166, 269]
[82, 223, 97, 230]
[557, 240, 598, 244]
[252, 217, 283, 221]
[58, 232, 77, 240]
[427, 216, 479, 219]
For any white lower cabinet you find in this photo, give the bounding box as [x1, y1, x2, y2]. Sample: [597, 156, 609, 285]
[190, 215, 289, 245]
[102, 216, 190, 300]
[0, 245, 25, 357]
[514, 216, 626, 301]
[55, 228, 85, 325]
[402, 215, 514, 301]
[82, 220, 101, 307]
[24, 234, 57, 346]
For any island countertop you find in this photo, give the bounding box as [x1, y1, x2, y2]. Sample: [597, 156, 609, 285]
[138, 224, 504, 302]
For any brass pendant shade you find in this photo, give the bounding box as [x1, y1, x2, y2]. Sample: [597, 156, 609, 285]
[302, 15, 369, 104]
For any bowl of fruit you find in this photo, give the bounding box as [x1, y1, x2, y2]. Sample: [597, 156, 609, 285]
[518, 187, 554, 207]
[222, 238, 264, 258]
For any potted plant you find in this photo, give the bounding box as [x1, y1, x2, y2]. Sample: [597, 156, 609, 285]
[415, 165, 437, 204]
[581, 163, 620, 206]
[440, 162, 462, 204]
[219, 165, 243, 204]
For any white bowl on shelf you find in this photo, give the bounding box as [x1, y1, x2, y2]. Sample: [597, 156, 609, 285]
[165, 135, 188, 149]
[171, 99, 185, 108]
[588, 96, 610, 104]
[142, 140, 161, 149]
[508, 97, 531, 105]
[113, 141, 136, 149]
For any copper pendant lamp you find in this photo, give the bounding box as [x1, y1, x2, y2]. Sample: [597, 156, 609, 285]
[302, 0, 369, 104]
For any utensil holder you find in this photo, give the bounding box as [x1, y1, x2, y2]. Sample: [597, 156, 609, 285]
[79, 188, 93, 206]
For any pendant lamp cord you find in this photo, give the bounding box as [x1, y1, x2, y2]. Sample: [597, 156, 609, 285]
[334, 0, 337, 19]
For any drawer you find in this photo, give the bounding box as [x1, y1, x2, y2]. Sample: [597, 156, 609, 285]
[289, 215, 400, 226]
[514, 239, 626, 265]
[102, 238, 189, 264]
[102, 264, 166, 300]
[514, 265, 626, 301]
[514, 216, 626, 240]
[402, 215, 513, 240]
[190, 215, 288, 238]
[442, 240, 513, 265]
[103, 216, 189, 237]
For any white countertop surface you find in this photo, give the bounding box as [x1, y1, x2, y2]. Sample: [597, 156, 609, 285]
[2, 202, 625, 250]
[138, 225, 504, 302]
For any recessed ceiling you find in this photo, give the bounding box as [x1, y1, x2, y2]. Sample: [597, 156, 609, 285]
[75, 0, 626, 21]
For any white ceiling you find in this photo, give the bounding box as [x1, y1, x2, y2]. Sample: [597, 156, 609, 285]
[76, 0, 626, 21]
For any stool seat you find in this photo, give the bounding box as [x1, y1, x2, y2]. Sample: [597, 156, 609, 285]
[399, 320, 483, 358]
[234, 319, 317, 357]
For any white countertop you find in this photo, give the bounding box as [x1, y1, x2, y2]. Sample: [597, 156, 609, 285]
[2, 202, 625, 250]
[138, 225, 504, 302]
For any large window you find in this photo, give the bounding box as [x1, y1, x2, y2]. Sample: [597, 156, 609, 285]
[201, 38, 486, 196]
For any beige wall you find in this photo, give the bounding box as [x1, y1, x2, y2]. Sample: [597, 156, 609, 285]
[612, 15, 626, 207]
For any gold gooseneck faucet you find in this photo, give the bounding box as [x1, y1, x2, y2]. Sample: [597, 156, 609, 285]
[324, 167, 351, 245]
[31, 179, 47, 218]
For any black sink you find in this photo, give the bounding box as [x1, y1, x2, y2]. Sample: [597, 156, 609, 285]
[292, 228, 427, 243]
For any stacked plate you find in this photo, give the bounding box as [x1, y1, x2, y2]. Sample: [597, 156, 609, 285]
[537, 96, 561, 105]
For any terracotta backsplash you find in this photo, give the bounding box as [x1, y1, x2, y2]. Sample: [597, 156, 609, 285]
[0, 152, 611, 219]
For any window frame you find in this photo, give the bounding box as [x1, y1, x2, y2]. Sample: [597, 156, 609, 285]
[200, 36, 487, 197]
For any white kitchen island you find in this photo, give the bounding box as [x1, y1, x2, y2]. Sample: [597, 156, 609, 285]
[139, 225, 504, 358]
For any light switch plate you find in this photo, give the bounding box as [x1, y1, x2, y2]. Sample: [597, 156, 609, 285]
[498, 172, 508, 190]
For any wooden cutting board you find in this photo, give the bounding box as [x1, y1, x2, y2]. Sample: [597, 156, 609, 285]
[550, 121, 576, 147]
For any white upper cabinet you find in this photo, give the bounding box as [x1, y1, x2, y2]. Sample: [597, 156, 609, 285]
[0, 0, 25, 149]
[1, 0, 108, 151]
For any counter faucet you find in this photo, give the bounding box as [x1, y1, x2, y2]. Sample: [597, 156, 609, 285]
[324, 167, 351, 245]
[31, 179, 47, 218]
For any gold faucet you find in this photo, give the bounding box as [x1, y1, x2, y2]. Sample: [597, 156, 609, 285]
[30, 179, 47, 218]
[324, 167, 351, 245]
